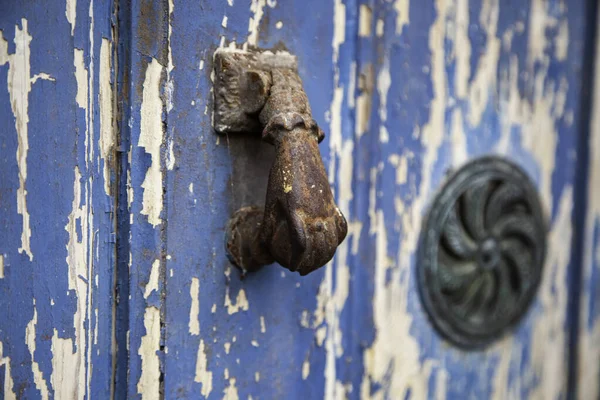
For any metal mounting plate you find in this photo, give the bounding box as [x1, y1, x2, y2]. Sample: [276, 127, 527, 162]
[213, 49, 297, 134]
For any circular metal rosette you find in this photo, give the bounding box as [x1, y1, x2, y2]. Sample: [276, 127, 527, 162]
[417, 156, 547, 349]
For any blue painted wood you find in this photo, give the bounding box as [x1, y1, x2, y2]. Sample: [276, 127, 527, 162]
[1, 0, 599, 399]
[0, 0, 117, 398]
[135, 0, 597, 399]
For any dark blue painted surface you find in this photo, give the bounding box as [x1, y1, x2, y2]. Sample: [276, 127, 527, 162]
[1, 0, 600, 399]
[0, 0, 116, 398]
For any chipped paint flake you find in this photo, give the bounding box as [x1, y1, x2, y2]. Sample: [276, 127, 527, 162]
[302, 358, 310, 380]
[530, 188, 573, 398]
[137, 306, 161, 400]
[450, 108, 467, 166]
[194, 339, 213, 397]
[223, 378, 239, 400]
[467, 0, 500, 127]
[247, 0, 267, 47]
[0, 341, 16, 400]
[355, 64, 373, 138]
[99, 39, 114, 196]
[224, 287, 249, 315]
[74, 49, 88, 109]
[260, 316, 266, 333]
[377, 57, 391, 142]
[139, 59, 165, 227]
[376, 19, 384, 37]
[359, 5, 372, 37]
[393, 0, 410, 35]
[0, 19, 53, 261]
[189, 277, 200, 335]
[51, 331, 79, 399]
[26, 303, 50, 399]
[61, 165, 90, 400]
[0, 254, 4, 279]
[66, 0, 77, 35]
[555, 20, 569, 61]
[453, 0, 471, 99]
[144, 259, 160, 299]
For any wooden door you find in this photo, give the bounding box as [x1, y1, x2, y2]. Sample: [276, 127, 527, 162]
[1, 0, 600, 399]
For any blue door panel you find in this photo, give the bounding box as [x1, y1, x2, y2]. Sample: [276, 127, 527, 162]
[1, 0, 600, 399]
[0, 1, 116, 398]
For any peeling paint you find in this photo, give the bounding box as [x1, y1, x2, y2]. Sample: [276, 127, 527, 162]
[376, 19, 384, 37]
[453, 0, 471, 99]
[144, 259, 160, 299]
[0, 254, 4, 279]
[51, 331, 79, 399]
[393, 0, 410, 35]
[0, 341, 16, 400]
[99, 39, 114, 196]
[302, 358, 310, 380]
[26, 302, 50, 399]
[467, 0, 500, 127]
[355, 64, 373, 138]
[139, 59, 165, 227]
[359, 5, 372, 37]
[194, 339, 213, 397]
[224, 287, 249, 315]
[450, 108, 467, 166]
[0, 19, 53, 262]
[260, 316, 266, 333]
[137, 306, 161, 400]
[223, 378, 239, 400]
[247, 0, 267, 47]
[360, 1, 449, 397]
[189, 277, 200, 335]
[66, 0, 77, 35]
[74, 49, 88, 109]
[376, 57, 390, 143]
[530, 188, 573, 398]
[61, 165, 90, 400]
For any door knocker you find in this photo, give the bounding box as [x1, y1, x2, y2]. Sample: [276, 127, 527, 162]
[213, 49, 347, 276]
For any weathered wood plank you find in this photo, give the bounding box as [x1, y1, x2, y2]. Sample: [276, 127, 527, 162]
[577, 3, 600, 399]
[150, 0, 595, 399]
[0, 0, 118, 398]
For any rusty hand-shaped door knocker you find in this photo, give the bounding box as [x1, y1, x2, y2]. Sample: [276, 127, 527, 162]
[213, 49, 347, 276]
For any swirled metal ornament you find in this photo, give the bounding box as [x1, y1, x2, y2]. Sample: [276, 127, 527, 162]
[417, 156, 547, 349]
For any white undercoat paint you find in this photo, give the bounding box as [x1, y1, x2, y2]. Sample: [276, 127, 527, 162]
[189, 277, 200, 335]
[194, 339, 213, 397]
[224, 286, 249, 315]
[0, 341, 16, 399]
[223, 378, 239, 400]
[137, 306, 161, 400]
[0, 19, 53, 262]
[26, 302, 50, 399]
[361, 1, 448, 397]
[247, 0, 267, 47]
[51, 331, 79, 399]
[74, 49, 88, 109]
[66, 0, 77, 35]
[139, 59, 165, 227]
[393, 0, 410, 35]
[59, 165, 89, 400]
[143, 259, 160, 299]
[99, 39, 114, 196]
